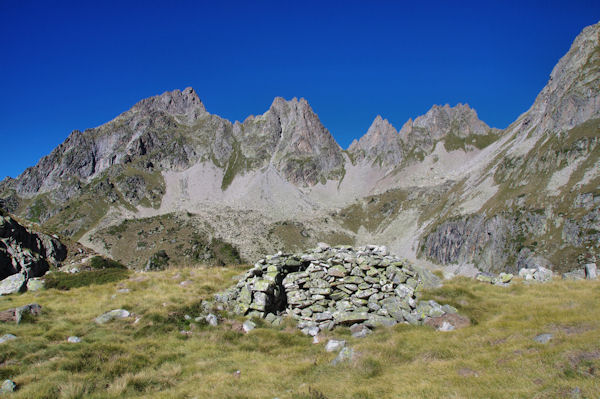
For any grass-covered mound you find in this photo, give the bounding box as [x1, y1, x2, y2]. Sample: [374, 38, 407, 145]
[0, 265, 599, 398]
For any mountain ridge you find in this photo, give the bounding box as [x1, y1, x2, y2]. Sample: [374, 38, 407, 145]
[1, 21, 598, 273]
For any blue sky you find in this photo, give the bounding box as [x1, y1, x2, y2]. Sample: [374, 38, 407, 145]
[1, 1, 598, 178]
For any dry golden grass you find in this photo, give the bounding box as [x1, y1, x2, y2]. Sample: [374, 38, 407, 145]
[1, 267, 599, 398]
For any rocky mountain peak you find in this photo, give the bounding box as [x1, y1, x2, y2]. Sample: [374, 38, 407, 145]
[131, 87, 207, 121]
[407, 103, 490, 138]
[525, 21, 599, 134]
[348, 115, 403, 167]
[264, 97, 345, 185]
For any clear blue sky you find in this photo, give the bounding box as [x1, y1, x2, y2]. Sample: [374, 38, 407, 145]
[1, 1, 598, 178]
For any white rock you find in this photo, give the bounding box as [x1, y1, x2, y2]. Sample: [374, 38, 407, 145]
[438, 321, 455, 332]
[0, 334, 17, 344]
[242, 320, 256, 333]
[67, 336, 82, 343]
[317, 242, 330, 251]
[325, 339, 346, 352]
[205, 313, 218, 326]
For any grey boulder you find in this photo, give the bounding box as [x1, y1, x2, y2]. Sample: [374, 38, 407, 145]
[0, 273, 26, 295]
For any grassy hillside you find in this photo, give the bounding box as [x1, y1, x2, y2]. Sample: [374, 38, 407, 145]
[1, 266, 599, 398]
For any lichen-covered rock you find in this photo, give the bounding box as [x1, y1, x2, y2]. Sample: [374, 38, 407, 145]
[242, 320, 256, 333]
[214, 244, 458, 335]
[26, 278, 45, 292]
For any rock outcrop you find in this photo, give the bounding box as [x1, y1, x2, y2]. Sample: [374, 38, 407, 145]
[0, 213, 66, 281]
[214, 244, 454, 336]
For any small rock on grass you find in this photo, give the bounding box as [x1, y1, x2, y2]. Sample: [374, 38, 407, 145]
[0, 379, 16, 393]
[332, 347, 355, 365]
[0, 334, 17, 344]
[205, 313, 218, 326]
[425, 313, 470, 331]
[95, 309, 130, 324]
[67, 336, 81, 343]
[350, 324, 371, 338]
[242, 320, 256, 333]
[325, 339, 346, 352]
[533, 333, 553, 344]
[438, 321, 455, 331]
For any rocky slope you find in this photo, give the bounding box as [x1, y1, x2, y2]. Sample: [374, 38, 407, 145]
[417, 22, 600, 273]
[1, 22, 598, 273]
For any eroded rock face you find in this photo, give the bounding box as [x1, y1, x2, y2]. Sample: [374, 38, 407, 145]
[215, 244, 453, 336]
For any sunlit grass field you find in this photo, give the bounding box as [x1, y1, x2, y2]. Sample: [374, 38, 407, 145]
[1, 265, 599, 398]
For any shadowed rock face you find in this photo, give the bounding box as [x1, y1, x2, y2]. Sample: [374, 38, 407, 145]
[0, 214, 66, 280]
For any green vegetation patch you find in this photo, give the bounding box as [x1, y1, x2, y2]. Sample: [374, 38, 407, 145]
[221, 141, 253, 191]
[44, 269, 130, 290]
[443, 130, 501, 152]
[89, 256, 127, 270]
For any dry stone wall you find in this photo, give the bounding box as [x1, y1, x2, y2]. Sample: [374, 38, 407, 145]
[215, 243, 456, 335]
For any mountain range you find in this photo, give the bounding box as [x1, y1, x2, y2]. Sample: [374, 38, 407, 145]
[1, 22, 598, 274]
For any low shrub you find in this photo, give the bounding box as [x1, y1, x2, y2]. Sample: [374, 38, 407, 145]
[89, 255, 127, 270]
[145, 250, 169, 271]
